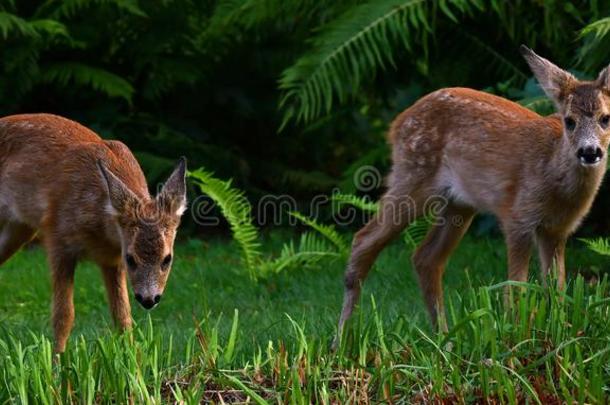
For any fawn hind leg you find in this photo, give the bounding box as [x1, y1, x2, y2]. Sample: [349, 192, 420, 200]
[0, 221, 35, 265]
[412, 203, 475, 332]
[336, 183, 425, 343]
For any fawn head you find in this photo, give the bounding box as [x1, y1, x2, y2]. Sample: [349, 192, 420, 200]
[98, 158, 187, 310]
[521, 45, 610, 167]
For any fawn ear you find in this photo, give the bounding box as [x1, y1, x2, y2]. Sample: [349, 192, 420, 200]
[97, 160, 139, 216]
[595, 65, 610, 92]
[157, 157, 187, 217]
[520, 45, 576, 105]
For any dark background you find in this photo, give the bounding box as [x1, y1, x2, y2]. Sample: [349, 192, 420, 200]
[2, 0, 610, 236]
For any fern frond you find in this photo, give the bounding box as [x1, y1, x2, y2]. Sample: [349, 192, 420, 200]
[29, 19, 70, 39]
[578, 17, 610, 70]
[331, 193, 379, 213]
[45, 0, 147, 18]
[0, 11, 36, 38]
[579, 237, 610, 257]
[202, 0, 325, 36]
[580, 17, 610, 42]
[41, 62, 134, 102]
[289, 211, 350, 254]
[403, 216, 430, 250]
[259, 232, 341, 275]
[141, 57, 201, 100]
[0, 45, 40, 98]
[330, 191, 429, 251]
[189, 169, 262, 280]
[278, 0, 481, 127]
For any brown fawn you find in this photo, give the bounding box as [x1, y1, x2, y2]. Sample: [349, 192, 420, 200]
[0, 114, 187, 352]
[336, 46, 610, 340]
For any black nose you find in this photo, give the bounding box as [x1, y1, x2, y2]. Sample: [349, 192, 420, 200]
[134, 294, 156, 310]
[154, 294, 162, 304]
[577, 146, 603, 165]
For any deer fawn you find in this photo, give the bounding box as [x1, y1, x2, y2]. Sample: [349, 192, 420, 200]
[0, 114, 187, 352]
[336, 46, 610, 341]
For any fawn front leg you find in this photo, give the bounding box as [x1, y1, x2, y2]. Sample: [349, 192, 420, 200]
[101, 265, 132, 331]
[50, 252, 77, 353]
[537, 231, 566, 289]
[503, 230, 533, 308]
[505, 230, 533, 282]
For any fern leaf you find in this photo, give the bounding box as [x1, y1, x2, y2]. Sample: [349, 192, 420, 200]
[330, 192, 429, 250]
[46, 0, 147, 18]
[289, 211, 350, 254]
[0, 11, 36, 38]
[579, 237, 610, 257]
[578, 17, 610, 70]
[259, 232, 341, 275]
[29, 19, 70, 39]
[202, 0, 325, 36]
[278, 0, 480, 127]
[141, 58, 201, 101]
[331, 193, 379, 213]
[580, 17, 610, 41]
[403, 216, 430, 250]
[189, 169, 262, 280]
[41, 62, 134, 102]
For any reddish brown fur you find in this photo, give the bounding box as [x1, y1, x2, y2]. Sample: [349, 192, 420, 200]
[335, 47, 610, 342]
[0, 114, 186, 352]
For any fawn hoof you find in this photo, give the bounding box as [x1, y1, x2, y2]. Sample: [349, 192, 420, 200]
[330, 335, 340, 352]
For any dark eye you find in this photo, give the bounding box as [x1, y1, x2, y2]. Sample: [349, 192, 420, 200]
[161, 254, 172, 268]
[125, 254, 137, 270]
[564, 117, 576, 131]
[600, 115, 610, 129]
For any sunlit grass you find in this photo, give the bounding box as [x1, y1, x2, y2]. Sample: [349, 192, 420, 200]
[0, 234, 608, 403]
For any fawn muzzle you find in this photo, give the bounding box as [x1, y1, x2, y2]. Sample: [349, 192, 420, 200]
[135, 293, 162, 310]
[576, 145, 604, 166]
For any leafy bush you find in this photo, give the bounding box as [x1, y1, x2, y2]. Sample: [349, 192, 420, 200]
[2, 0, 610, 219]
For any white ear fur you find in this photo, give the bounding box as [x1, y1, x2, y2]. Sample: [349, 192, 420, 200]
[175, 201, 187, 217]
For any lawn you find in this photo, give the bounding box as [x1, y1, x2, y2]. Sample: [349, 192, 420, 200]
[0, 233, 608, 403]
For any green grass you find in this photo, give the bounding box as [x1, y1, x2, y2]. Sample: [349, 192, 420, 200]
[0, 233, 608, 403]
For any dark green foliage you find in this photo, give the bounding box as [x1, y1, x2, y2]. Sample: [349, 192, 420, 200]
[2, 0, 610, 234]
